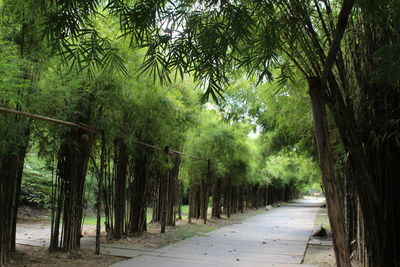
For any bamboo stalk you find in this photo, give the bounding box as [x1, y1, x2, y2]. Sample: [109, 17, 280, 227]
[96, 132, 106, 254]
[0, 107, 101, 133]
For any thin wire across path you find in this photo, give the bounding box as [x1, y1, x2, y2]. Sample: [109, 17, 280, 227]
[0, 107, 207, 160]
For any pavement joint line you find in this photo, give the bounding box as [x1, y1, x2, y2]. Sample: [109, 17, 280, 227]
[152, 253, 303, 265]
[178, 238, 311, 243]
[99, 245, 157, 252]
[161, 250, 305, 257]
[153, 254, 297, 263]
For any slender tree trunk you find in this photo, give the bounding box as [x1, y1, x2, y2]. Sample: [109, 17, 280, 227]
[231, 188, 237, 213]
[113, 138, 128, 239]
[195, 186, 201, 219]
[152, 179, 161, 223]
[95, 133, 105, 254]
[0, 134, 28, 265]
[252, 184, 259, 209]
[308, 77, 351, 267]
[224, 180, 232, 218]
[238, 187, 244, 213]
[212, 179, 222, 218]
[103, 153, 113, 236]
[160, 151, 170, 234]
[200, 160, 211, 224]
[263, 186, 268, 206]
[127, 145, 149, 236]
[58, 129, 92, 251]
[177, 181, 183, 220]
[166, 156, 180, 226]
[188, 185, 194, 223]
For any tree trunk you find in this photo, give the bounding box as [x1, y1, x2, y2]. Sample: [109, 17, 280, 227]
[238, 187, 244, 213]
[0, 140, 28, 265]
[167, 156, 181, 226]
[212, 179, 222, 218]
[177, 181, 183, 220]
[152, 179, 161, 223]
[160, 153, 169, 234]
[127, 142, 150, 236]
[113, 138, 128, 239]
[50, 127, 92, 251]
[95, 132, 105, 254]
[252, 184, 259, 209]
[128, 176, 148, 236]
[201, 160, 211, 224]
[224, 180, 232, 218]
[308, 77, 351, 267]
[63, 130, 91, 251]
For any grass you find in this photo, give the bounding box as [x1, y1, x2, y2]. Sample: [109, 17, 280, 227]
[180, 205, 189, 214]
[81, 205, 191, 226]
[19, 204, 261, 234]
[314, 206, 331, 231]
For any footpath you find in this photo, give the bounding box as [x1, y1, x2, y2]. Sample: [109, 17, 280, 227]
[111, 199, 324, 267]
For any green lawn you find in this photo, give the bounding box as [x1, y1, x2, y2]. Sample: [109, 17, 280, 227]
[180, 205, 189, 214]
[82, 205, 190, 226]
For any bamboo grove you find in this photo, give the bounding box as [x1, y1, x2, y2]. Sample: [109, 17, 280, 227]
[0, 1, 320, 265]
[1, 0, 400, 267]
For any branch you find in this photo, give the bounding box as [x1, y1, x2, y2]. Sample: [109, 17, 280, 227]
[321, 0, 356, 84]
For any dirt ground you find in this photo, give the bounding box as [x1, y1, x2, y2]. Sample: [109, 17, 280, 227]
[13, 208, 266, 266]
[10, 244, 123, 267]
[303, 244, 336, 266]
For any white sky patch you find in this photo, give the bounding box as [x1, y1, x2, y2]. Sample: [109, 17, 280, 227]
[247, 125, 261, 139]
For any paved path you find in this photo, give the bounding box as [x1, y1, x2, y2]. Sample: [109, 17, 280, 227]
[112, 199, 324, 267]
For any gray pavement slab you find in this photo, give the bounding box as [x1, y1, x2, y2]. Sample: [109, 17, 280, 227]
[112, 198, 323, 266]
[112, 254, 318, 267]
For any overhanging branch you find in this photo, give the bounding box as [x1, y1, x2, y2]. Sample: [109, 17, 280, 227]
[321, 0, 356, 84]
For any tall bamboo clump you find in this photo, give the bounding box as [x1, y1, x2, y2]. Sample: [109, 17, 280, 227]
[0, 1, 44, 263]
[0, 116, 30, 265]
[49, 119, 94, 251]
[151, 154, 182, 228]
[47, 79, 102, 251]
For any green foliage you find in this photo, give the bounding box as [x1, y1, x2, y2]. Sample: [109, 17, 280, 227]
[20, 153, 52, 208]
[264, 152, 320, 191]
[255, 76, 314, 155]
[181, 110, 252, 187]
[1, 0, 321, 215]
[216, 72, 320, 191]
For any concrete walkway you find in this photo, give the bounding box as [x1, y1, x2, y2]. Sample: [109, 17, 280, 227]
[112, 199, 323, 267]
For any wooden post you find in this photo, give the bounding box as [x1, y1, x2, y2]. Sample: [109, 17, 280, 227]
[95, 132, 105, 254]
